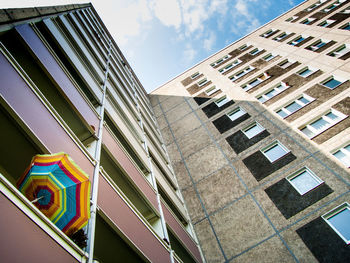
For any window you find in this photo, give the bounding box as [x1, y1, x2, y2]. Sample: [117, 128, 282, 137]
[218, 59, 241, 73]
[322, 203, 350, 244]
[287, 168, 323, 195]
[263, 53, 276, 61]
[198, 78, 209, 87]
[191, 72, 200, 79]
[300, 109, 347, 138]
[328, 44, 350, 58]
[306, 0, 328, 11]
[239, 44, 248, 50]
[229, 66, 255, 81]
[215, 95, 229, 107]
[318, 19, 335, 27]
[205, 86, 219, 96]
[333, 143, 350, 167]
[339, 22, 350, 30]
[286, 16, 298, 22]
[257, 82, 290, 103]
[301, 18, 316, 24]
[278, 59, 294, 69]
[242, 73, 270, 91]
[227, 107, 246, 121]
[277, 94, 314, 118]
[211, 55, 231, 67]
[306, 39, 329, 51]
[273, 32, 290, 41]
[242, 122, 265, 139]
[297, 67, 316, 77]
[261, 29, 276, 38]
[341, 6, 350, 14]
[323, 0, 344, 12]
[249, 48, 261, 55]
[321, 76, 344, 89]
[262, 141, 290, 162]
[289, 36, 306, 46]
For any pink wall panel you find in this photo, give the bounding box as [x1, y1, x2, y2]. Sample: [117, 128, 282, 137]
[102, 127, 158, 210]
[0, 192, 79, 263]
[0, 52, 94, 178]
[15, 24, 99, 131]
[98, 175, 171, 263]
[162, 202, 202, 262]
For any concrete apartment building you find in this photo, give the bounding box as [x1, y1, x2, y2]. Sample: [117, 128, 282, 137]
[1, 0, 350, 263]
[0, 4, 202, 263]
[150, 0, 350, 262]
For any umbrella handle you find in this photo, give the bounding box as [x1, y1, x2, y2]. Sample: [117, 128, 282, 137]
[31, 195, 44, 203]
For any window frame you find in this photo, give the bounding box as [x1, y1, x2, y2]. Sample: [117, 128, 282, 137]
[226, 107, 246, 121]
[297, 66, 316, 78]
[300, 17, 316, 25]
[249, 48, 262, 55]
[191, 72, 200, 79]
[300, 108, 347, 138]
[276, 94, 315, 118]
[263, 53, 276, 61]
[286, 16, 298, 22]
[321, 76, 345, 89]
[229, 66, 255, 81]
[197, 78, 209, 87]
[339, 22, 350, 30]
[273, 32, 290, 41]
[239, 44, 248, 50]
[332, 143, 350, 167]
[215, 95, 229, 107]
[205, 86, 219, 96]
[318, 19, 335, 27]
[328, 44, 350, 58]
[322, 202, 350, 244]
[286, 167, 324, 195]
[242, 122, 265, 139]
[289, 35, 306, 46]
[211, 55, 231, 67]
[306, 39, 329, 51]
[218, 59, 241, 73]
[261, 29, 276, 38]
[261, 141, 290, 163]
[257, 82, 290, 103]
[278, 59, 295, 69]
[242, 72, 270, 91]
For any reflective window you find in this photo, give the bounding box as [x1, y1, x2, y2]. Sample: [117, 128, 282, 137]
[262, 142, 290, 162]
[287, 168, 323, 195]
[333, 143, 350, 167]
[323, 203, 350, 244]
[242, 122, 265, 139]
[227, 107, 246, 121]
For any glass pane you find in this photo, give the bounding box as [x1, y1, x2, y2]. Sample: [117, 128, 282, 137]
[265, 89, 278, 98]
[325, 111, 339, 120]
[290, 170, 321, 195]
[249, 79, 261, 87]
[228, 109, 245, 121]
[344, 144, 350, 151]
[301, 127, 314, 137]
[299, 96, 310, 104]
[310, 117, 329, 131]
[324, 78, 341, 89]
[299, 69, 312, 77]
[334, 150, 350, 167]
[285, 101, 301, 113]
[277, 110, 288, 118]
[258, 96, 266, 103]
[244, 124, 264, 139]
[328, 208, 350, 241]
[264, 144, 288, 162]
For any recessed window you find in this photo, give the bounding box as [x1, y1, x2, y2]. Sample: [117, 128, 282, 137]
[300, 109, 347, 138]
[242, 73, 270, 91]
[261, 29, 276, 38]
[287, 168, 323, 195]
[239, 44, 248, 50]
[318, 19, 335, 27]
[333, 143, 350, 167]
[321, 76, 344, 89]
[306, 39, 329, 51]
[198, 78, 209, 87]
[263, 53, 276, 61]
[278, 59, 294, 69]
[249, 48, 261, 55]
[211, 55, 231, 67]
[273, 32, 290, 41]
[229, 66, 255, 81]
[301, 18, 316, 25]
[306, 0, 328, 11]
[276, 94, 314, 118]
[242, 122, 265, 139]
[289, 36, 306, 46]
[298, 67, 316, 77]
[322, 203, 350, 244]
[257, 82, 290, 103]
[323, 1, 341, 12]
[215, 95, 229, 107]
[286, 16, 298, 22]
[341, 6, 350, 14]
[205, 86, 219, 96]
[328, 44, 350, 58]
[191, 72, 200, 79]
[262, 141, 290, 163]
[219, 59, 241, 73]
[339, 22, 350, 30]
[227, 107, 246, 121]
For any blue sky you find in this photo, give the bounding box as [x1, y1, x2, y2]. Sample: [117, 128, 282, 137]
[1, 0, 305, 92]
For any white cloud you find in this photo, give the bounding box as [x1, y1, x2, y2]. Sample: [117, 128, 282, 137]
[183, 43, 197, 63]
[151, 0, 182, 29]
[230, 0, 261, 36]
[203, 31, 216, 51]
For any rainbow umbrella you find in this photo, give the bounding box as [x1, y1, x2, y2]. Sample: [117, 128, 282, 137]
[17, 153, 91, 236]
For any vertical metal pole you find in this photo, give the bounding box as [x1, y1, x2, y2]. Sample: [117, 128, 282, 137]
[86, 40, 112, 263]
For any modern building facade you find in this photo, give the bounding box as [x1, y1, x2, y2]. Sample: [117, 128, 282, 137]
[0, 4, 202, 263]
[150, 0, 350, 262]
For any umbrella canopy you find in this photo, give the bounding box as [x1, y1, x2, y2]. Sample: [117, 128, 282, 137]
[17, 153, 91, 235]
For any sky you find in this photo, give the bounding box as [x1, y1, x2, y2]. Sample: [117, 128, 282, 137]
[1, 0, 305, 93]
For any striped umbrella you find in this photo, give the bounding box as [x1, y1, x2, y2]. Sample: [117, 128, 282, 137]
[17, 153, 91, 235]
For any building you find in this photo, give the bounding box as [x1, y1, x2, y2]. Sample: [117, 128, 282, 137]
[0, 4, 203, 263]
[150, 0, 350, 262]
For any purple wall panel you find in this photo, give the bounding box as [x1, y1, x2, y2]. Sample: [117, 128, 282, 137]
[102, 127, 158, 211]
[0, 52, 94, 178]
[15, 24, 99, 131]
[162, 203, 202, 262]
[98, 175, 171, 263]
[0, 192, 79, 262]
